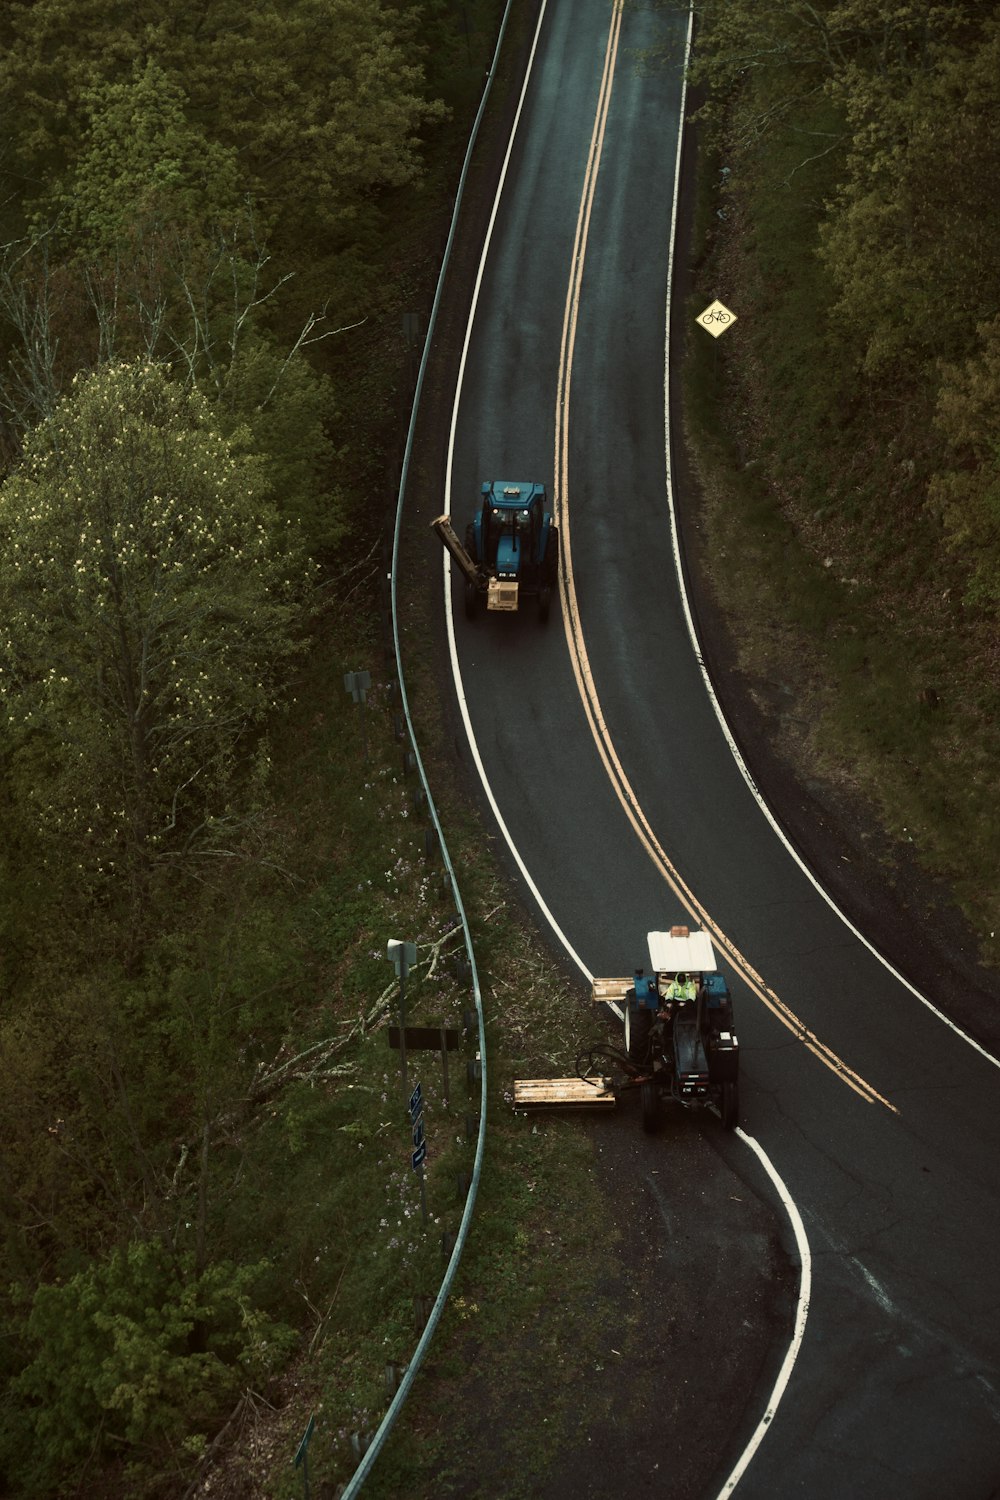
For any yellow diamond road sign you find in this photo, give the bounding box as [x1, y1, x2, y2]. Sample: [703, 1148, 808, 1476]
[697, 299, 737, 338]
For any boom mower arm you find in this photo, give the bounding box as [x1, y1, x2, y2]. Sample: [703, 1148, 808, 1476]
[431, 514, 480, 587]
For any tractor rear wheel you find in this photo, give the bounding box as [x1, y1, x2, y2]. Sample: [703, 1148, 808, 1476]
[721, 1080, 739, 1131]
[464, 579, 479, 619]
[538, 585, 552, 623]
[626, 1006, 652, 1068]
[641, 1080, 660, 1133]
[544, 524, 559, 583]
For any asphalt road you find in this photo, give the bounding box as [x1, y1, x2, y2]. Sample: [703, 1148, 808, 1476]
[435, 1, 1000, 1495]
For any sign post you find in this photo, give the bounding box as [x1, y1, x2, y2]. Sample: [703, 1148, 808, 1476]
[387, 1024, 459, 1102]
[695, 298, 737, 337]
[408, 1081, 429, 1225]
[343, 670, 372, 760]
[696, 299, 738, 393]
[386, 939, 417, 1100]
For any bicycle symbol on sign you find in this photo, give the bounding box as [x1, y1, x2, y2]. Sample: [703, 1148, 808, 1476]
[696, 299, 738, 339]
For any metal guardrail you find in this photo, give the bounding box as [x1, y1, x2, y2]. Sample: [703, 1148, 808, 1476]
[337, 3, 520, 1493]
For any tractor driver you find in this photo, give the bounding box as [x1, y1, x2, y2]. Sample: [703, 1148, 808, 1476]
[657, 972, 696, 1026]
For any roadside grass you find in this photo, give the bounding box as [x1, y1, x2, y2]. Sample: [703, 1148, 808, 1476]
[683, 90, 1000, 960]
[353, 527, 629, 1498]
[362, 1106, 620, 1500]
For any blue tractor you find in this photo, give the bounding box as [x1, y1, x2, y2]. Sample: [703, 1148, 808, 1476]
[590, 926, 740, 1132]
[432, 480, 559, 621]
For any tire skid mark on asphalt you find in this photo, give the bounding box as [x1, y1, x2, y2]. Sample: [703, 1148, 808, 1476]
[550, 0, 897, 1116]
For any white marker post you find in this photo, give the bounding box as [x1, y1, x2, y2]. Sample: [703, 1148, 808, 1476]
[386, 939, 417, 1100]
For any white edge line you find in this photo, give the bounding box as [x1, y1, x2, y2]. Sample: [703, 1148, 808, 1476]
[716, 1128, 812, 1498]
[661, 11, 1000, 1073]
[443, 576, 594, 989]
[441, 0, 593, 995]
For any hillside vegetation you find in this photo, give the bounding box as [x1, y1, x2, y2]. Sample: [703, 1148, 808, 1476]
[681, 0, 1000, 957]
[0, 3, 520, 1494]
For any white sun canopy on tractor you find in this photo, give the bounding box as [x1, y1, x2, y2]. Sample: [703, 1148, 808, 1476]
[647, 928, 718, 975]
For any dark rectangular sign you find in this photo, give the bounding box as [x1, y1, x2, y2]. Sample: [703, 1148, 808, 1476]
[388, 1026, 460, 1052]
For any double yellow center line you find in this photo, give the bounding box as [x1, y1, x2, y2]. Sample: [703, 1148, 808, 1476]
[551, 1, 895, 1113]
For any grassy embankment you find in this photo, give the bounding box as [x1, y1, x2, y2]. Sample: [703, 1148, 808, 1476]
[681, 88, 1000, 966]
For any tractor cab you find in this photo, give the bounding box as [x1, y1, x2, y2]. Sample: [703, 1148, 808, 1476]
[477, 482, 546, 580]
[431, 479, 559, 621]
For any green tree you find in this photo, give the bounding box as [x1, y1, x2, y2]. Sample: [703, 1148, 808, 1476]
[218, 337, 344, 551]
[0, 0, 445, 255]
[682, 0, 978, 142]
[818, 16, 1000, 376]
[0, 360, 314, 939]
[0, 875, 314, 1291]
[45, 58, 245, 257]
[6, 1240, 295, 1491]
[0, 228, 346, 546]
[195, 0, 446, 244]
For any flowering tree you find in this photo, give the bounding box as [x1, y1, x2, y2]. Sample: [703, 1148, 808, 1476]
[0, 360, 314, 930]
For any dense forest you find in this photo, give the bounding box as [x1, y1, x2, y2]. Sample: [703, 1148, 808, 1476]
[682, 0, 1000, 952]
[0, 2, 494, 1494]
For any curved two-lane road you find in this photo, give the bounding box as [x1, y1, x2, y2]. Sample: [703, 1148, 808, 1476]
[439, 1, 1000, 1494]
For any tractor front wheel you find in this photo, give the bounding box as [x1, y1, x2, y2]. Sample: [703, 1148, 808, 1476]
[544, 525, 559, 583]
[464, 579, 479, 619]
[627, 1006, 652, 1069]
